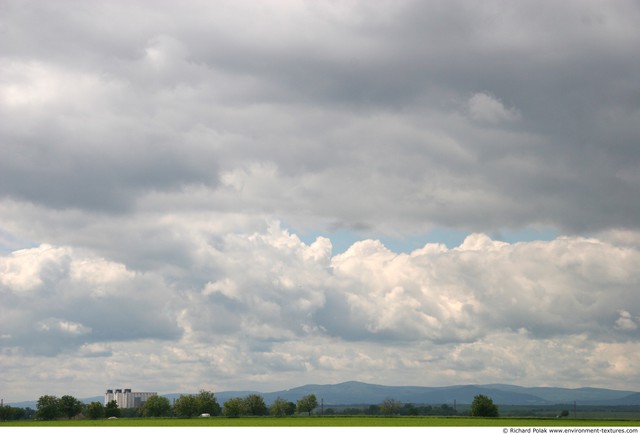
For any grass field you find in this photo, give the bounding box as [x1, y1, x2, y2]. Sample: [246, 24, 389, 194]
[3, 416, 640, 427]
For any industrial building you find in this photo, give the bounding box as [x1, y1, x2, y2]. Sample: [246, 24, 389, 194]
[104, 388, 157, 408]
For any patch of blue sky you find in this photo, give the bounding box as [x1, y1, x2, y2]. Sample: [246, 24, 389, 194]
[293, 227, 363, 254]
[294, 226, 558, 255]
[0, 228, 37, 255]
[489, 227, 558, 245]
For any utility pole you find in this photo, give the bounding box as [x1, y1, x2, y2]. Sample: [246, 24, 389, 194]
[574, 401, 577, 419]
[321, 398, 324, 416]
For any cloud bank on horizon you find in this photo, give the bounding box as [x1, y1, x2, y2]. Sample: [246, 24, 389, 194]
[1, 0, 640, 400]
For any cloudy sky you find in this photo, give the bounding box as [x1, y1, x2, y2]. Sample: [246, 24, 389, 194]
[2, 0, 640, 402]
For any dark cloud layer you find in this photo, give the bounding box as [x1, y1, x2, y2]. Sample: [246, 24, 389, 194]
[2, 0, 639, 232]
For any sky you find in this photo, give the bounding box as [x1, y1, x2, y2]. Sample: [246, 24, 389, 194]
[1, 0, 640, 402]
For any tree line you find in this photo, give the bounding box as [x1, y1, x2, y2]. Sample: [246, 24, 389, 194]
[2, 392, 499, 420]
[0, 405, 35, 421]
[326, 402, 459, 416]
[5, 391, 319, 420]
[134, 392, 318, 418]
[318, 395, 498, 418]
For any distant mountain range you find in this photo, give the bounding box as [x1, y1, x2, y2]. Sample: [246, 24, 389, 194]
[229, 382, 640, 406]
[8, 381, 640, 409]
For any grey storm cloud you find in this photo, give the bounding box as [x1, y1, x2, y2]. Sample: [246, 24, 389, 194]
[1, 0, 639, 232]
[1, 0, 640, 401]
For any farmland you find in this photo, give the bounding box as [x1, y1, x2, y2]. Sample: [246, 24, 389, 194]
[2, 416, 640, 427]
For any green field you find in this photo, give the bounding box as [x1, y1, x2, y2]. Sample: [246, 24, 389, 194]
[3, 416, 640, 427]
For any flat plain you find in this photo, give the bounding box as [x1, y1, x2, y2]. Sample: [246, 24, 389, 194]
[2, 416, 640, 427]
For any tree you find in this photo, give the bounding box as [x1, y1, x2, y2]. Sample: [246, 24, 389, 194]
[270, 397, 297, 417]
[244, 394, 268, 416]
[59, 395, 84, 419]
[36, 395, 61, 420]
[366, 404, 380, 415]
[174, 394, 199, 418]
[0, 405, 16, 421]
[5, 407, 27, 420]
[438, 404, 457, 416]
[223, 397, 247, 418]
[269, 398, 289, 417]
[142, 395, 171, 417]
[0, 405, 29, 421]
[0, 405, 9, 421]
[86, 401, 105, 420]
[105, 400, 120, 418]
[379, 398, 401, 416]
[402, 403, 418, 416]
[296, 394, 318, 416]
[196, 390, 221, 416]
[470, 394, 499, 417]
[343, 407, 363, 415]
[285, 401, 296, 416]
